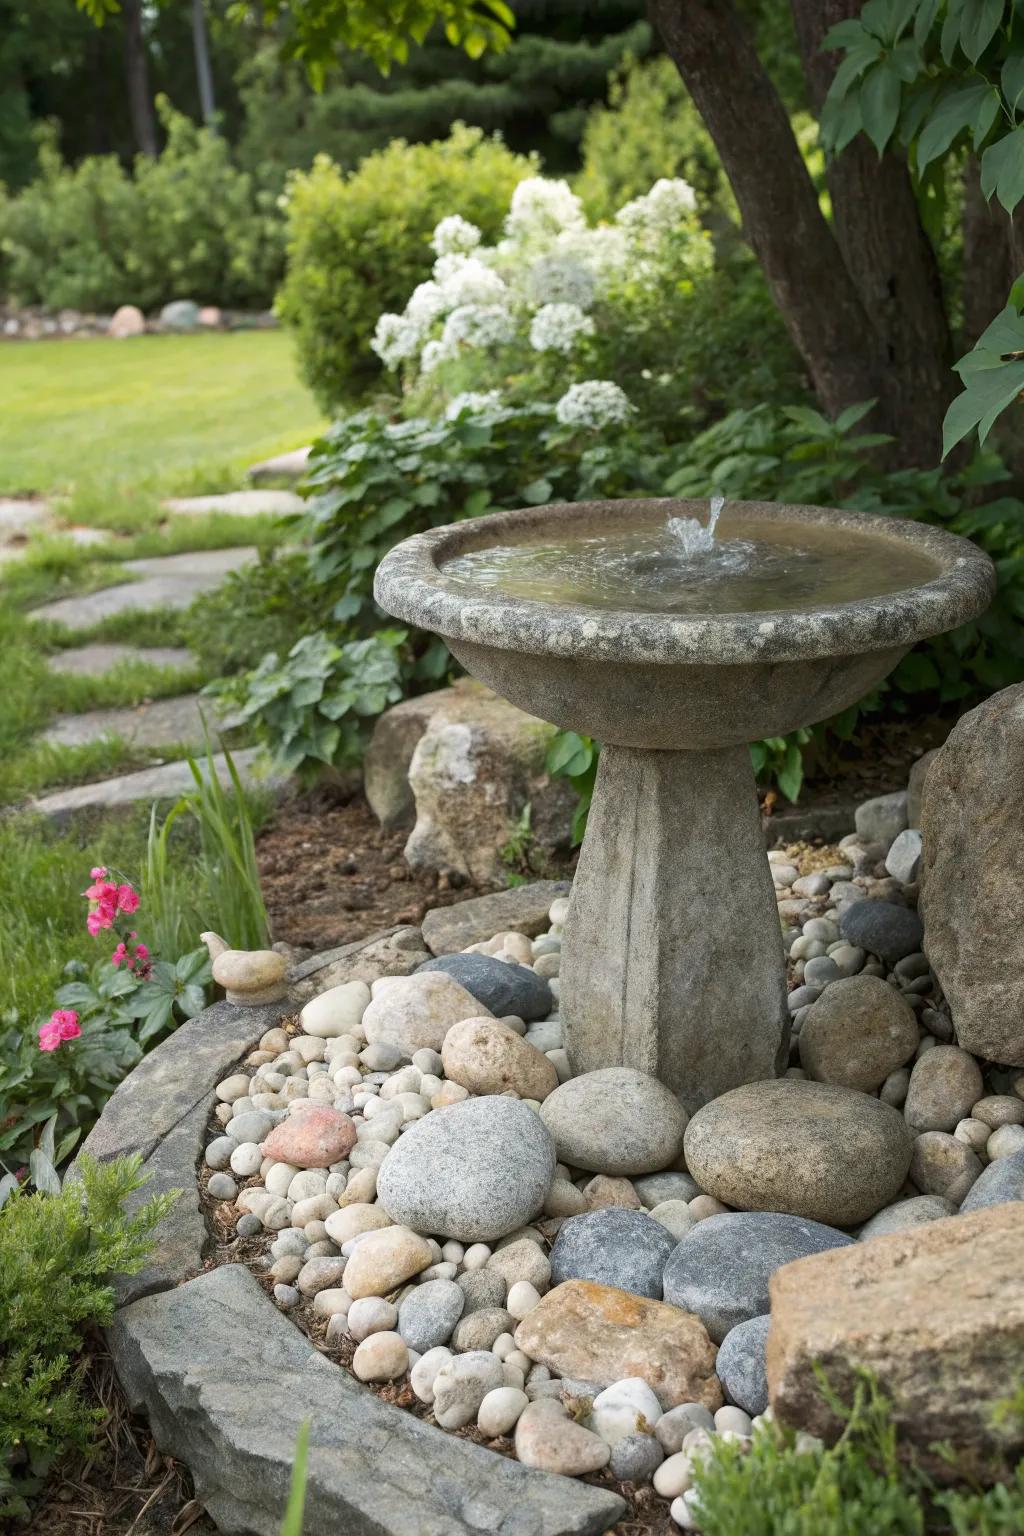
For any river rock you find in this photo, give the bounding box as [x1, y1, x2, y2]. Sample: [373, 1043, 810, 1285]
[684, 1079, 912, 1227]
[109, 304, 146, 338]
[854, 791, 908, 850]
[909, 1132, 983, 1203]
[342, 1225, 434, 1299]
[715, 1314, 770, 1416]
[903, 1045, 985, 1134]
[768, 1204, 1024, 1476]
[550, 1209, 678, 1299]
[514, 1280, 722, 1410]
[485, 1238, 550, 1293]
[514, 1399, 611, 1475]
[798, 976, 918, 1092]
[960, 1149, 1024, 1212]
[441, 1017, 557, 1101]
[662, 1211, 853, 1343]
[588, 1378, 664, 1445]
[300, 980, 371, 1038]
[376, 1095, 556, 1242]
[838, 900, 923, 967]
[397, 1279, 465, 1352]
[419, 952, 552, 1022]
[260, 1105, 356, 1168]
[920, 685, 1024, 1066]
[858, 1195, 957, 1239]
[432, 1350, 505, 1429]
[633, 1172, 701, 1208]
[539, 1068, 688, 1175]
[362, 972, 488, 1054]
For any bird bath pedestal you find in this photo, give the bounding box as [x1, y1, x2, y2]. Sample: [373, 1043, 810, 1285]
[375, 498, 993, 1112]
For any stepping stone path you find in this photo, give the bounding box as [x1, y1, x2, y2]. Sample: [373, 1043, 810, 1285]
[47, 643, 194, 676]
[162, 490, 303, 518]
[246, 446, 311, 483]
[31, 748, 283, 818]
[40, 694, 225, 750]
[30, 547, 259, 629]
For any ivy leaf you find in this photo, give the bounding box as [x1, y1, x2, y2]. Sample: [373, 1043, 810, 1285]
[981, 125, 1024, 212]
[942, 356, 1024, 455]
[861, 61, 902, 152]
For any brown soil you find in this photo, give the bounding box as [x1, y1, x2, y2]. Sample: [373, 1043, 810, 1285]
[256, 784, 574, 953]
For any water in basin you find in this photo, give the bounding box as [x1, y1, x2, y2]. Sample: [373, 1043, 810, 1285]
[439, 500, 941, 616]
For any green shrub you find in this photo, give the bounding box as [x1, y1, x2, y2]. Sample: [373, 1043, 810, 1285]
[275, 123, 536, 410]
[0, 1154, 175, 1519]
[181, 550, 325, 678]
[1, 100, 283, 312]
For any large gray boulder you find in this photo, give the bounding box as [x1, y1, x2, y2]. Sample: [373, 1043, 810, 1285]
[920, 684, 1024, 1065]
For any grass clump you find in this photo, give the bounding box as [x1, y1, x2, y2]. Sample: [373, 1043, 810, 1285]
[0, 1155, 176, 1521]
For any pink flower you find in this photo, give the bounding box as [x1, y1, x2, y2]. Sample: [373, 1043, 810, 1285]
[90, 866, 107, 879]
[112, 942, 129, 968]
[134, 942, 149, 961]
[38, 1022, 61, 1052]
[38, 1008, 81, 1051]
[117, 884, 140, 915]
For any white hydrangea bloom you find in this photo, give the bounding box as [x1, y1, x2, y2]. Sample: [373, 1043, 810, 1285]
[529, 302, 595, 354]
[616, 177, 698, 236]
[555, 380, 633, 430]
[420, 338, 450, 374]
[505, 177, 585, 243]
[371, 311, 421, 369]
[433, 254, 508, 310]
[431, 214, 482, 257]
[440, 303, 517, 353]
[528, 255, 596, 311]
[444, 390, 505, 420]
[405, 280, 447, 330]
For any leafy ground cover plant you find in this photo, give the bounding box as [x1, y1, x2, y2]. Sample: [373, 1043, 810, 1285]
[0, 1154, 175, 1521]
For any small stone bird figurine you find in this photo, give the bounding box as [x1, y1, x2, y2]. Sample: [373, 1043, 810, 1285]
[201, 931, 288, 1006]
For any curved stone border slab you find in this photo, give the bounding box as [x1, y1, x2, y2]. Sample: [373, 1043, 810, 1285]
[87, 990, 625, 1535]
[112, 1265, 623, 1536]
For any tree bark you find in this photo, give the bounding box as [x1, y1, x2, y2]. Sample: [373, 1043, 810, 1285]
[647, 0, 885, 426]
[962, 156, 1013, 347]
[192, 0, 217, 126]
[791, 0, 952, 465]
[122, 0, 157, 157]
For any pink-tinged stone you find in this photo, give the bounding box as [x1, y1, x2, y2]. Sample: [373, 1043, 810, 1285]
[261, 1106, 356, 1168]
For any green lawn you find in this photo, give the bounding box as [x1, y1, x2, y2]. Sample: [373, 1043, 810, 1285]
[0, 329, 325, 493]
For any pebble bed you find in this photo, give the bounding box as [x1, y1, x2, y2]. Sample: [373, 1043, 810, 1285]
[198, 793, 1024, 1532]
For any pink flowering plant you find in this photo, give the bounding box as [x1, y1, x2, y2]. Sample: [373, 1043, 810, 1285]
[0, 867, 211, 1176]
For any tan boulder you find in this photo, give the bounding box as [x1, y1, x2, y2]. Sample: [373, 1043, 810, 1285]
[442, 1016, 558, 1101]
[342, 1225, 434, 1299]
[514, 1279, 722, 1411]
[768, 1203, 1024, 1477]
[362, 971, 489, 1054]
[798, 976, 918, 1092]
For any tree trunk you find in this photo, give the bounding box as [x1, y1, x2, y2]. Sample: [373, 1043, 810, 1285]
[962, 157, 1013, 347]
[791, 0, 952, 465]
[647, 0, 885, 426]
[192, 0, 217, 126]
[122, 0, 157, 157]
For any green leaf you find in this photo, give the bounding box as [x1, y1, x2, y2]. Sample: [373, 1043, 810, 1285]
[974, 89, 1001, 149]
[916, 83, 990, 171]
[545, 731, 594, 778]
[280, 1422, 310, 1536]
[914, 0, 942, 48]
[893, 651, 942, 690]
[1002, 52, 1024, 116]
[835, 399, 878, 432]
[522, 478, 553, 505]
[777, 743, 805, 804]
[942, 357, 1024, 454]
[981, 126, 1024, 212]
[860, 61, 903, 152]
[959, 0, 1004, 62]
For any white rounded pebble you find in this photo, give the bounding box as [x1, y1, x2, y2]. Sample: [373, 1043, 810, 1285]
[347, 1296, 399, 1341]
[492, 1333, 516, 1360]
[506, 1281, 542, 1320]
[312, 1288, 352, 1318]
[264, 1162, 299, 1197]
[410, 1346, 453, 1405]
[216, 1074, 252, 1103]
[412, 1048, 444, 1075]
[654, 1451, 694, 1498]
[670, 1493, 701, 1530]
[288, 1170, 328, 1203]
[352, 1331, 409, 1382]
[462, 1243, 492, 1271]
[274, 1284, 299, 1307]
[478, 1386, 529, 1437]
[441, 1240, 465, 1265]
[505, 1349, 532, 1374]
[989, 1123, 1024, 1159]
[207, 1172, 237, 1200]
[714, 1405, 752, 1437]
[204, 1136, 237, 1171]
[589, 1378, 664, 1446]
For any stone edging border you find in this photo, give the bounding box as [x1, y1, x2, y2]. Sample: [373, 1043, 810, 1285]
[81, 928, 625, 1536]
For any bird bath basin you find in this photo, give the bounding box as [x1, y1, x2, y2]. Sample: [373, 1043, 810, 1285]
[375, 498, 994, 1110]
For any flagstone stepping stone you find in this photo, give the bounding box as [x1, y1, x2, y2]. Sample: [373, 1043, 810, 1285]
[30, 547, 259, 628]
[246, 445, 311, 483]
[47, 644, 194, 676]
[40, 694, 222, 750]
[30, 748, 285, 819]
[162, 490, 303, 517]
[0, 498, 52, 538]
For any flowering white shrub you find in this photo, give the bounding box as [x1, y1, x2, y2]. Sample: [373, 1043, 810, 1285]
[529, 302, 595, 354]
[555, 380, 634, 430]
[370, 171, 712, 428]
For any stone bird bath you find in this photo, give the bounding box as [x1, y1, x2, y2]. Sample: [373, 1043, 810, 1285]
[375, 498, 994, 1111]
